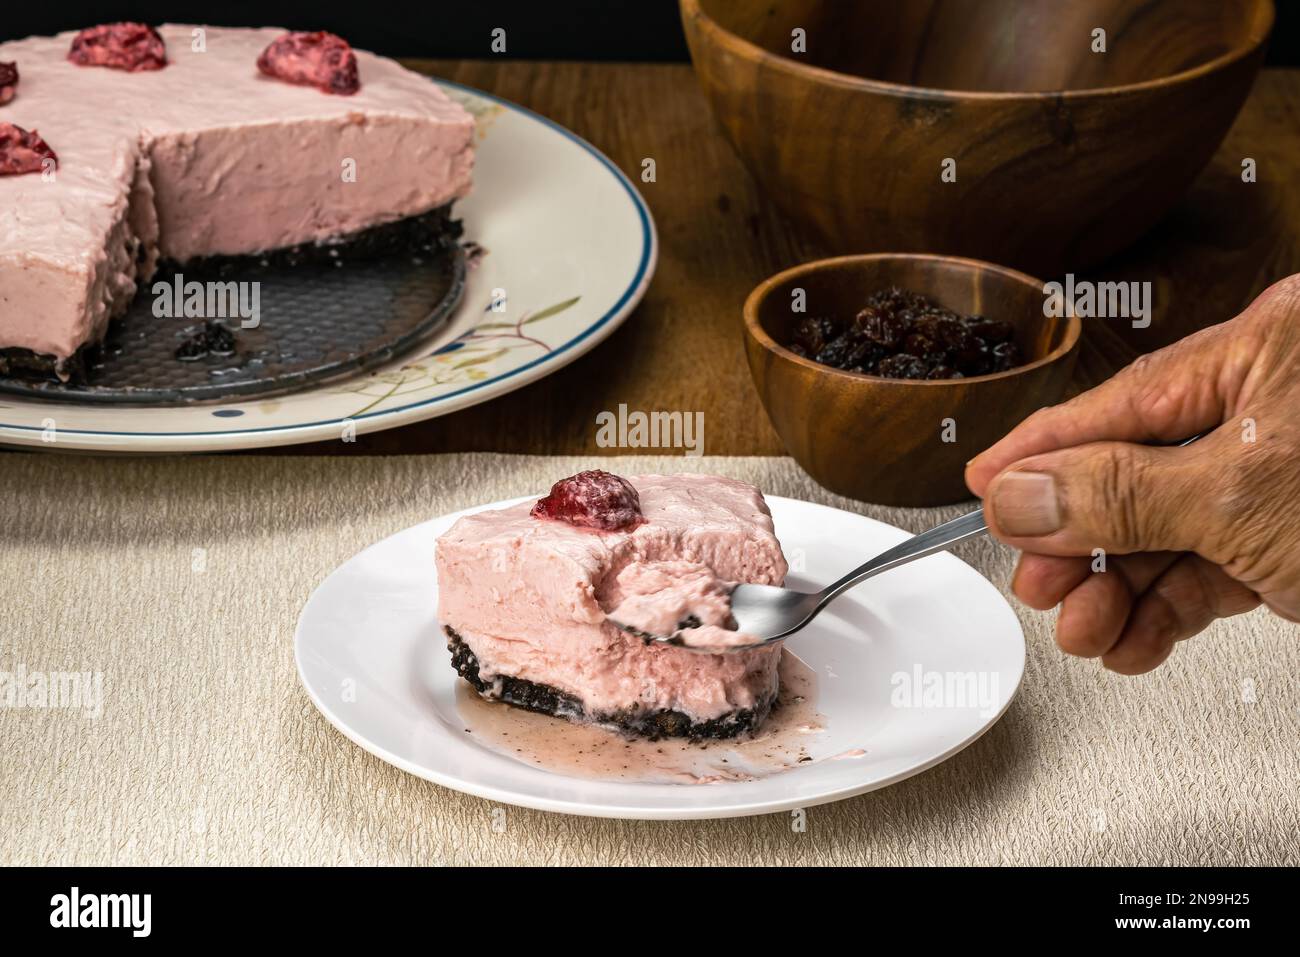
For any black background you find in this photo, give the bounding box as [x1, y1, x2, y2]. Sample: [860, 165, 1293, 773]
[1, 1, 1298, 65]
[0, 866, 1284, 941]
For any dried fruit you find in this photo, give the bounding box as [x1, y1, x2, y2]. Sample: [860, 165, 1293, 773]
[876, 354, 930, 380]
[902, 331, 938, 356]
[0, 62, 18, 105]
[531, 470, 644, 532]
[990, 340, 1022, 371]
[932, 316, 968, 350]
[965, 317, 1014, 343]
[257, 31, 360, 95]
[0, 123, 58, 177]
[855, 306, 904, 349]
[791, 316, 837, 355]
[783, 285, 1026, 380]
[950, 331, 990, 375]
[67, 23, 167, 72]
[816, 333, 878, 370]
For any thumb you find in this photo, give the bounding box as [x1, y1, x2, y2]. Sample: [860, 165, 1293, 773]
[982, 441, 1213, 557]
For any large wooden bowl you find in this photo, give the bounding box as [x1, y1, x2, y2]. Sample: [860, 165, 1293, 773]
[683, 0, 1274, 276]
[744, 254, 1081, 506]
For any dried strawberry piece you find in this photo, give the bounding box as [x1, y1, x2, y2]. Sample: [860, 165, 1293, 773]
[531, 471, 644, 532]
[0, 62, 17, 106]
[0, 123, 58, 177]
[68, 23, 167, 72]
[256, 31, 360, 95]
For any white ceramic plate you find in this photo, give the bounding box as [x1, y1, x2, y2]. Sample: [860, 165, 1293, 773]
[0, 81, 656, 452]
[295, 494, 1026, 820]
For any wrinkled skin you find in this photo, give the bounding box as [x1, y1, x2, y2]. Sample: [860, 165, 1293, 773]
[967, 275, 1300, 674]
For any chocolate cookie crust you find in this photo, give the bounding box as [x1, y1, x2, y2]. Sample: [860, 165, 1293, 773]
[445, 626, 775, 741]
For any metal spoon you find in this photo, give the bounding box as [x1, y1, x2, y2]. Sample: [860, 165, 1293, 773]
[611, 508, 988, 651]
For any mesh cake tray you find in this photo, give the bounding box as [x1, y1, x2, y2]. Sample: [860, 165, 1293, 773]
[0, 241, 466, 406]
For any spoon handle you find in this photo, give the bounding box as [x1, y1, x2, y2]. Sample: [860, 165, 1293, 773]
[802, 435, 1203, 627]
[814, 508, 988, 612]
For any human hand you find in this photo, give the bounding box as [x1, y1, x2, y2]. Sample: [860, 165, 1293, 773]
[966, 275, 1300, 674]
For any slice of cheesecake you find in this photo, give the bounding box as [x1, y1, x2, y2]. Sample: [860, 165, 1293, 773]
[0, 24, 474, 378]
[436, 472, 789, 739]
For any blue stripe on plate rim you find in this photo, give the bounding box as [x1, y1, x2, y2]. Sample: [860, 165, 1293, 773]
[0, 78, 657, 438]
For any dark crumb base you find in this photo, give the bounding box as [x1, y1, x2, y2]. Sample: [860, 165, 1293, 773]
[445, 626, 775, 741]
[0, 205, 464, 385]
[0, 346, 90, 385]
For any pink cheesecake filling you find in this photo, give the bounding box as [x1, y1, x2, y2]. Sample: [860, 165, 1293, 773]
[0, 25, 475, 362]
[436, 474, 788, 724]
[604, 560, 762, 650]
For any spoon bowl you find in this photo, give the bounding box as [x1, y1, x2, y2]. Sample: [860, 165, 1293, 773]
[610, 508, 989, 651]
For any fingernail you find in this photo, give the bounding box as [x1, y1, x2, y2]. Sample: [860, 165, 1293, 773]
[991, 470, 1062, 537]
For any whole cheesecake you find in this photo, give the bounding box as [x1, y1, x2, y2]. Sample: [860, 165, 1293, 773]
[436, 472, 789, 739]
[0, 24, 475, 377]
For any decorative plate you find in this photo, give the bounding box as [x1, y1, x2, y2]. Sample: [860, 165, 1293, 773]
[0, 80, 656, 452]
[295, 495, 1027, 820]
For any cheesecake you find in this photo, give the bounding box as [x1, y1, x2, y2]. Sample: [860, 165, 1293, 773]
[436, 472, 789, 739]
[0, 24, 474, 379]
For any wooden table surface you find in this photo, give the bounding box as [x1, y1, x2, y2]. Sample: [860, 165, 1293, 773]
[285, 60, 1300, 456]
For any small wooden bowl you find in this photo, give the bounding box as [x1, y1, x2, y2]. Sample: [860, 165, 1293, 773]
[682, 0, 1274, 276]
[744, 254, 1081, 506]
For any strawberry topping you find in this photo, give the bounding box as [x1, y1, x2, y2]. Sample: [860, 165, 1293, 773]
[67, 23, 168, 72]
[531, 471, 645, 532]
[256, 31, 360, 95]
[0, 122, 58, 177]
